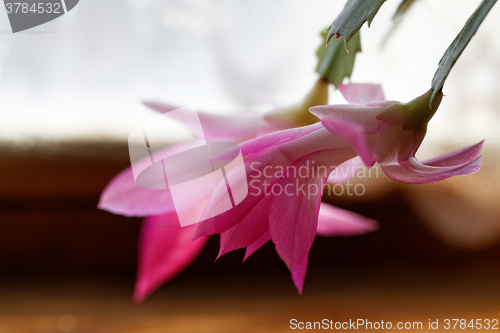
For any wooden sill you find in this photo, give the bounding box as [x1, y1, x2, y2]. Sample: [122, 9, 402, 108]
[1, 141, 500, 277]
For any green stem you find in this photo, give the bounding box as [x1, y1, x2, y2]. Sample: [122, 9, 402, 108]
[430, 0, 497, 106]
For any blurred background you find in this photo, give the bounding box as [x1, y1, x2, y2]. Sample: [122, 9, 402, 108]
[1, 0, 500, 332]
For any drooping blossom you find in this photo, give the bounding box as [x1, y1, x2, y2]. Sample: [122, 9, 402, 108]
[193, 84, 483, 292]
[311, 85, 484, 184]
[99, 79, 379, 302]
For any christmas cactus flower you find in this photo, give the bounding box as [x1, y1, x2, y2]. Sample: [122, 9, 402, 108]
[194, 84, 483, 293]
[96, 0, 494, 309]
[99, 79, 379, 302]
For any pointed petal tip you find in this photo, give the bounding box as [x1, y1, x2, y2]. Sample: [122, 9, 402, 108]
[241, 247, 256, 263]
[132, 292, 145, 305]
[141, 100, 179, 114]
[242, 245, 256, 263]
[241, 229, 272, 263]
[215, 247, 230, 261]
[338, 83, 386, 105]
[242, 246, 255, 263]
[308, 105, 322, 118]
[96, 198, 144, 218]
[295, 284, 304, 295]
[290, 257, 308, 295]
[135, 216, 208, 302]
[382, 154, 484, 184]
[132, 281, 151, 304]
[422, 140, 485, 168]
[317, 203, 379, 237]
[474, 140, 485, 153]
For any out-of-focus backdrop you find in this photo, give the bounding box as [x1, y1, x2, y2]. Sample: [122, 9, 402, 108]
[1, 1, 500, 332]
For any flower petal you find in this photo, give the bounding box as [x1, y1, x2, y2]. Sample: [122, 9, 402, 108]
[291, 256, 308, 294]
[133, 213, 209, 303]
[375, 123, 424, 165]
[98, 142, 202, 217]
[269, 149, 335, 272]
[98, 165, 176, 217]
[338, 83, 386, 105]
[239, 122, 324, 156]
[143, 101, 268, 142]
[316, 203, 378, 236]
[217, 196, 270, 259]
[327, 156, 365, 184]
[423, 141, 484, 167]
[310, 104, 383, 133]
[244, 229, 272, 261]
[194, 147, 296, 238]
[196, 128, 357, 239]
[381, 155, 483, 184]
[321, 119, 374, 167]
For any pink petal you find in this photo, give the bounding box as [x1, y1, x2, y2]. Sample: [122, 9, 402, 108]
[98, 142, 202, 217]
[375, 123, 424, 165]
[196, 128, 357, 239]
[143, 101, 268, 142]
[327, 156, 365, 184]
[239, 122, 324, 156]
[291, 256, 308, 294]
[316, 203, 378, 236]
[98, 165, 176, 217]
[218, 196, 270, 259]
[381, 156, 483, 184]
[338, 83, 386, 105]
[243, 229, 272, 261]
[321, 119, 374, 167]
[133, 213, 209, 303]
[423, 141, 484, 167]
[269, 149, 335, 272]
[309, 105, 383, 134]
[194, 147, 295, 238]
[142, 101, 179, 114]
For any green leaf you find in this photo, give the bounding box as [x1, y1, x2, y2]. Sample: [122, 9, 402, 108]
[316, 30, 362, 87]
[393, 0, 417, 21]
[327, 0, 386, 50]
[431, 0, 497, 105]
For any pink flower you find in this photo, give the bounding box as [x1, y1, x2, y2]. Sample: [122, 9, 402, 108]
[193, 121, 375, 293]
[100, 78, 331, 217]
[311, 84, 484, 184]
[193, 84, 482, 292]
[99, 80, 379, 302]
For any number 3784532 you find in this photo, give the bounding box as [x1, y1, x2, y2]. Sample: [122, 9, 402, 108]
[444, 319, 498, 330]
[5, 2, 62, 14]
